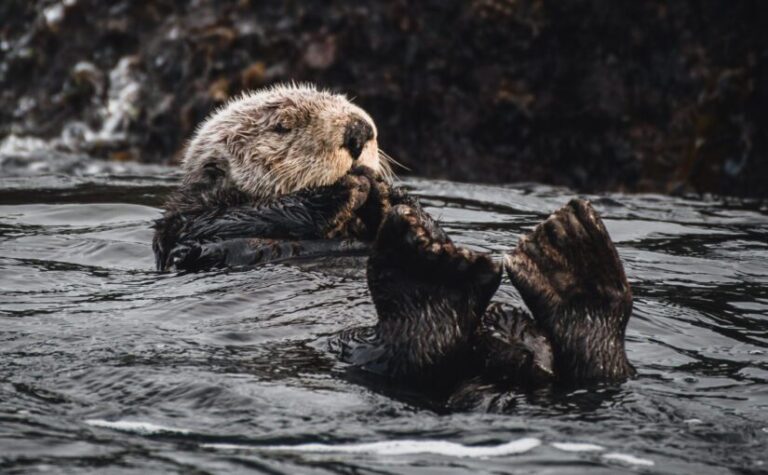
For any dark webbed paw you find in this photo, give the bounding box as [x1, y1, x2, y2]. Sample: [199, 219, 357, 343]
[365, 204, 502, 380]
[473, 303, 554, 385]
[373, 205, 500, 290]
[505, 199, 631, 321]
[504, 199, 635, 381]
[445, 377, 521, 413]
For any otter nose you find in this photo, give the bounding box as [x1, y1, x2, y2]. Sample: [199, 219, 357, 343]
[343, 117, 374, 160]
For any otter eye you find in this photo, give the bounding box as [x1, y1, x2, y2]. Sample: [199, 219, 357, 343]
[272, 123, 291, 134]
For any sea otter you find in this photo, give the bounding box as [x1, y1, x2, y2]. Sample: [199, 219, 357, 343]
[153, 83, 393, 271]
[153, 84, 635, 409]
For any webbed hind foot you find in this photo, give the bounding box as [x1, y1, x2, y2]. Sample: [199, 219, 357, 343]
[370, 204, 502, 327]
[504, 199, 635, 381]
[352, 203, 502, 381]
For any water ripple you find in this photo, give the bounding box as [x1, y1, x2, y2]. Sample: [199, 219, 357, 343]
[1, 172, 766, 473]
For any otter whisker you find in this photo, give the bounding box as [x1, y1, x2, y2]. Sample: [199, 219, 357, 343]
[379, 149, 409, 171]
[378, 149, 408, 183]
[376, 151, 395, 183]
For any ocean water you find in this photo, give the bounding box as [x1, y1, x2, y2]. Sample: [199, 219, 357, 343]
[1, 154, 766, 474]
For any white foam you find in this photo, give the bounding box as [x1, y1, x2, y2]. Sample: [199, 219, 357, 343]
[206, 437, 542, 458]
[43, 3, 65, 27]
[85, 419, 190, 435]
[84, 420, 651, 467]
[0, 134, 54, 157]
[603, 452, 655, 466]
[551, 442, 604, 452]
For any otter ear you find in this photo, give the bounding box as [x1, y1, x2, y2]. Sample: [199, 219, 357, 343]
[201, 162, 226, 181]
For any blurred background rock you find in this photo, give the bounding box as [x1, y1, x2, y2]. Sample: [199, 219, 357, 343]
[1, 0, 766, 197]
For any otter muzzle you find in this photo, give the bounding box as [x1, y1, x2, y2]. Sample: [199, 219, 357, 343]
[343, 117, 375, 160]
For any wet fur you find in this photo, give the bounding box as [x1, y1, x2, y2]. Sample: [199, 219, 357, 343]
[182, 83, 391, 202]
[334, 198, 635, 410]
[154, 84, 393, 272]
[335, 203, 502, 387]
[153, 167, 388, 271]
[504, 199, 635, 381]
[152, 84, 635, 410]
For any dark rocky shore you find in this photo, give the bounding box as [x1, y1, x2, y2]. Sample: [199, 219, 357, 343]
[1, 0, 766, 197]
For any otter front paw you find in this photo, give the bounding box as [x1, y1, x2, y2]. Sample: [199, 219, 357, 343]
[325, 165, 397, 240]
[168, 238, 257, 271]
[321, 172, 372, 239]
[348, 165, 392, 239]
[504, 199, 634, 381]
[168, 241, 212, 271]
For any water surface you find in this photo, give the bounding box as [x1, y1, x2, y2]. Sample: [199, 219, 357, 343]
[1, 156, 766, 474]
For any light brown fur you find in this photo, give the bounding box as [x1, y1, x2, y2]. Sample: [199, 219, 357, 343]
[182, 83, 390, 202]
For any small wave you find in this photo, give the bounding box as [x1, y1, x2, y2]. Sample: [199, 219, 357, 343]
[603, 452, 655, 466]
[551, 443, 655, 466]
[84, 419, 656, 465]
[206, 437, 542, 458]
[85, 419, 190, 435]
[551, 442, 604, 452]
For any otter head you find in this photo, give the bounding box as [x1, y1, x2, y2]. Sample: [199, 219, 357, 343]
[181, 83, 390, 202]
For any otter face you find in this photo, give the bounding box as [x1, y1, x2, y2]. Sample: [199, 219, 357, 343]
[182, 83, 390, 201]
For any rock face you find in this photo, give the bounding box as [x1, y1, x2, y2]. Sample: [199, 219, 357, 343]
[1, 0, 766, 197]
